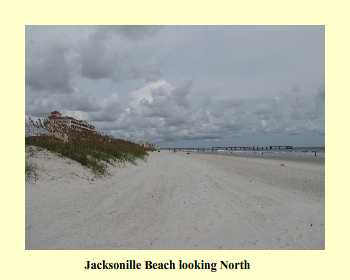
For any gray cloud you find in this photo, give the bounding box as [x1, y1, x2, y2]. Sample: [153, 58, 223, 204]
[26, 43, 74, 94]
[90, 80, 324, 145]
[95, 25, 162, 40]
[26, 26, 324, 146]
[80, 26, 162, 81]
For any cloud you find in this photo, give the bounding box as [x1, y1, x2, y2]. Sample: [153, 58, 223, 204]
[87, 79, 324, 144]
[25, 90, 102, 117]
[27, 77, 325, 144]
[79, 26, 162, 81]
[26, 42, 74, 94]
[26, 26, 324, 146]
[95, 25, 162, 40]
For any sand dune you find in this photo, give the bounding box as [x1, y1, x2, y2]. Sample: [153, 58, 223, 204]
[26, 148, 324, 249]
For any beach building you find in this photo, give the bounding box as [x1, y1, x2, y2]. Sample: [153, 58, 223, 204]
[141, 142, 156, 150]
[47, 111, 96, 141]
[48, 111, 96, 133]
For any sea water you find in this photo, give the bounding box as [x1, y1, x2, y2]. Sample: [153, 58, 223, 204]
[201, 146, 325, 163]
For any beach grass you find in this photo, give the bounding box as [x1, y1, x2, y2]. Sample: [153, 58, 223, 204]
[25, 131, 148, 175]
[25, 157, 37, 182]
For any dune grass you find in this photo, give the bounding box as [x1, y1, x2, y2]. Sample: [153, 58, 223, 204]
[25, 156, 37, 182]
[25, 131, 148, 175]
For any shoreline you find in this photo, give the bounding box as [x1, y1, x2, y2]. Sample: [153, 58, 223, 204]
[189, 150, 325, 165]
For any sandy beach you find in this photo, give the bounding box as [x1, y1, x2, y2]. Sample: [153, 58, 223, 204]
[26, 148, 324, 249]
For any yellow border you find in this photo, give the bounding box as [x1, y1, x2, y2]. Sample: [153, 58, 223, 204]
[1, 0, 346, 279]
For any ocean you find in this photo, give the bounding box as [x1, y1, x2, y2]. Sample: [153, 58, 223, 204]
[197, 146, 325, 163]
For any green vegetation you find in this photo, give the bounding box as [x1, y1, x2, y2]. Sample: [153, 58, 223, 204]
[25, 157, 37, 182]
[25, 131, 148, 175]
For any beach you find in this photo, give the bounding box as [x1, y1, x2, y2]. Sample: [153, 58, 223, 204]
[26, 148, 324, 249]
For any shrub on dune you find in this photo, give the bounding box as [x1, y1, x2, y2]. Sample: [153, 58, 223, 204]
[25, 118, 148, 175]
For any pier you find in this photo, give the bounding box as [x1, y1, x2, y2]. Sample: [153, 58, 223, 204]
[160, 145, 294, 152]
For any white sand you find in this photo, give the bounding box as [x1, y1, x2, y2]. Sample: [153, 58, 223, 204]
[26, 148, 324, 249]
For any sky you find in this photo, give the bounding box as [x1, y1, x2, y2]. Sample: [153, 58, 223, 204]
[25, 25, 324, 147]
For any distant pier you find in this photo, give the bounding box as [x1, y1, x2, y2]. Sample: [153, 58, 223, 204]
[160, 145, 294, 152]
